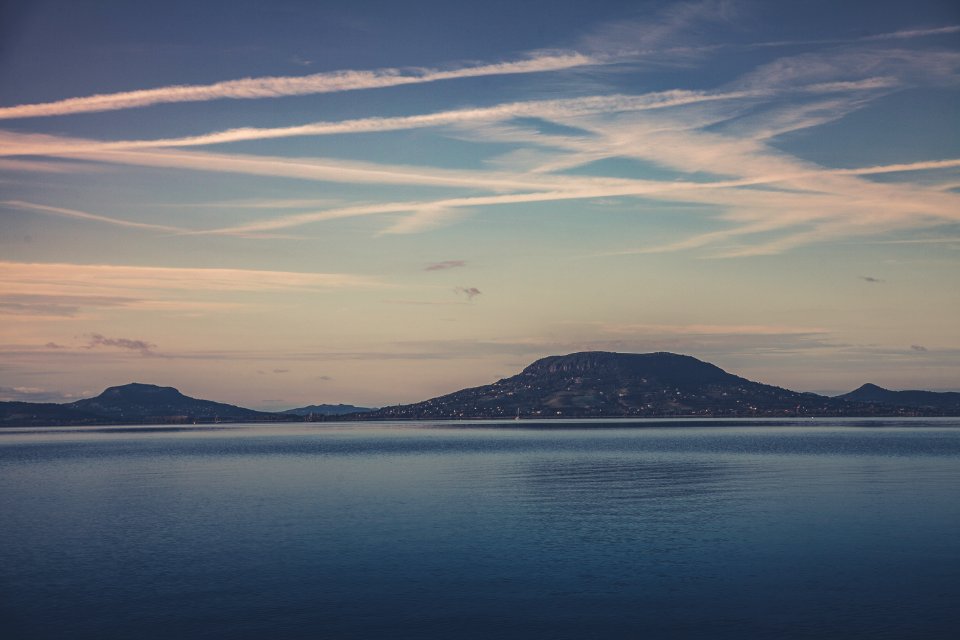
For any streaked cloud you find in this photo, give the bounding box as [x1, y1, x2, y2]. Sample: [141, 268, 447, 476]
[0, 90, 766, 154]
[0, 52, 596, 120]
[2, 200, 187, 233]
[0, 294, 139, 318]
[193, 157, 960, 246]
[0, 385, 81, 403]
[86, 333, 156, 356]
[0, 8, 951, 124]
[0, 158, 106, 173]
[0, 301, 81, 317]
[425, 260, 467, 271]
[597, 322, 828, 336]
[4, 50, 956, 256]
[0, 262, 383, 303]
[455, 287, 482, 300]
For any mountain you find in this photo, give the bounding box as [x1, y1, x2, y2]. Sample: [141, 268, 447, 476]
[283, 403, 375, 416]
[838, 383, 960, 412]
[365, 351, 892, 419]
[64, 383, 280, 423]
[3, 357, 954, 427]
[0, 383, 371, 426]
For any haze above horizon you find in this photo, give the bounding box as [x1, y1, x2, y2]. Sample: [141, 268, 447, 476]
[1, 0, 958, 410]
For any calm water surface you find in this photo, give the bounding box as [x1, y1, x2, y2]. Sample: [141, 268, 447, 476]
[1, 419, 959, 639]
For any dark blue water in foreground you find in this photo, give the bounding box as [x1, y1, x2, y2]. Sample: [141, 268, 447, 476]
[2, 419, 959, 639]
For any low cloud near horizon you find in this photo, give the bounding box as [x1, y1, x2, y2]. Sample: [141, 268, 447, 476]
[426, 260, 467, 271]
[85, 333, 156, 356]
[455, 287, 482, 300]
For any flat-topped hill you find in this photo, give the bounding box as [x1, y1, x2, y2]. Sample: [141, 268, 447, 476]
[368, 351, 864, 419]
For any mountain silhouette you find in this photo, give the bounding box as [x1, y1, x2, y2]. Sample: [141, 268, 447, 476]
[65, 383, 277, 422]
[3, 354, 954, 427]
[282, 403, 375, 416]
[367, 351, 872, 419]
[838, 383, 960, 412]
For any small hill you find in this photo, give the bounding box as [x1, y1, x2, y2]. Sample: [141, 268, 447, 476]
[65, 383, 278, 422]
[366, 351, 868, 419]
[838, 383, 960, 412]
[282, 404, 374, 417]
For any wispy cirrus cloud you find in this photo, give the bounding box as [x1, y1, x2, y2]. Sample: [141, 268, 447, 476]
[455, 287, 482, 300]
[2, 200, 187, 233]
[2, 26, 956, 259]
[0, 385, 82, 403]
[0, 158, 109, 173]
[0, 261, 382, 301]
[0, 90, 765, 154]
[861, 25, 960, 41]
[85, 333, 157, 356]
[0, 4, 952, 124]
[597, 322, 829, 336]
[190, 156, 960, 239]
[0, 294, 135, 318]
[425, 260, 467, 271]
[0, 52, 596, 120]
[581, 0, 959, 65]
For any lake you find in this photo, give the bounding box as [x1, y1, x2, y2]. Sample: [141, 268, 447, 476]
[2, 419, 959, 639]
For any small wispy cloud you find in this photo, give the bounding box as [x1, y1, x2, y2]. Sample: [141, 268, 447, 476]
[2, 200, 187, 233]
[862, 25, 960, 41]
[85, 333, 156, 356]
[0, 261, 382, 297]
[0, 158, 105, 173]
[0, 301, 81, 317]
[425, 260, 467, 271]
[455, 287, 482, 300]
[598, 322, 828, 336]
[0, 385, 79, 403]
[579, 0, 741, 62]
[382, 299, 469, 306]
[381, 206, 467, 235]
[0, 294, 138, 317]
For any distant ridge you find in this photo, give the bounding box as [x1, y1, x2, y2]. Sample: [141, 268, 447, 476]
[283, 403, 375, 416]
[0, 401, 103, 427]
[838, 383, 960, 412]
[2, 354, 956, 427]
[64, 383, 280, 422]
[364, 351, 916, 419]
[0, 383, 370, 427]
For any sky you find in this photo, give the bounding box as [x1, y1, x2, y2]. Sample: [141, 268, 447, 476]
[1, 0, 958, 409]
